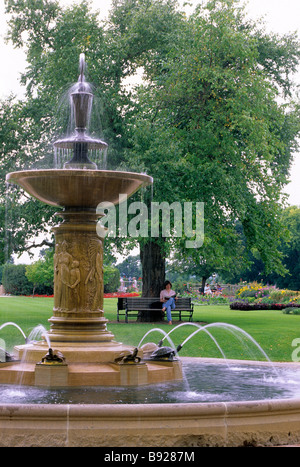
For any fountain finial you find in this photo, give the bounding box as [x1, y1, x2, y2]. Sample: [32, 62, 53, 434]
[53, 53, 107, 169]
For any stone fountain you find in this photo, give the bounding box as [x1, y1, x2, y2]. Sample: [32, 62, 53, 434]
[2, 54, 182, 388]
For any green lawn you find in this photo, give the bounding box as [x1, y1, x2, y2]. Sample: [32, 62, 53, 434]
[0, 296, 299, 362]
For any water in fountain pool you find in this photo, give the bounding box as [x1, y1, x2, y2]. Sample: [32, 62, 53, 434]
[1, 360, 300, 405]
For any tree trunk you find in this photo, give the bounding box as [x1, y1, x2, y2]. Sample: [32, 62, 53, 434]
[199, 276, 207, 295]
[139, 239, 166, 322]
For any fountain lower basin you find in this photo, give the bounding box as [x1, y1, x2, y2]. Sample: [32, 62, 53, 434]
[1, 358, 300, 447]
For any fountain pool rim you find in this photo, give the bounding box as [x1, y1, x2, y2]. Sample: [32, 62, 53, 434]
[1, 357, 300, 447]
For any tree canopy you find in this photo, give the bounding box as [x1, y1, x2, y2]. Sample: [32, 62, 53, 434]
[121, 0, 300, 287]
[1, 0, 300, 292]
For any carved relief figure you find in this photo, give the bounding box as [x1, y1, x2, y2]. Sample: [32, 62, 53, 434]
[85, 239, 103, 310]
[55, 240, 73, 309]
[54, 243, 60, 308]
[67, 260, 81, 310]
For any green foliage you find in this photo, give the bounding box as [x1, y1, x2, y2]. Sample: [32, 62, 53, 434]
[25, 249, 54, 295]
[282, 307, 300, 315]
[1, 250, 54, 296]
[271, 206, 300, 290]
[103, 265, 120, 292]
[116, 254, 142, 278]
[2, 263, 32, 295]
[123, 0, 300, 280]
[235, 206, 300, 290]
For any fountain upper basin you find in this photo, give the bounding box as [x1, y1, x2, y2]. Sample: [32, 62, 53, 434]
[6, 169, 153, 208]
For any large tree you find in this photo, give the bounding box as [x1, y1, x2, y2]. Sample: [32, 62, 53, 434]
[1, 0, 300, 299]
[122, 0, 300, 292]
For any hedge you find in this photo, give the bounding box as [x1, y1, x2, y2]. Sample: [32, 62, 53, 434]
[230, 302, 300, 311]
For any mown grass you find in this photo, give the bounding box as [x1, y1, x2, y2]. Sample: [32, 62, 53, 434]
[0, 296, 299, 362]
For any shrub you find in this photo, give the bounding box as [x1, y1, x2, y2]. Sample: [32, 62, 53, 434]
[103, 265, 120, 293]
[191, 294, 231, 305]
[282, 307, 300, 315]
[238, 289, 258, 298]
[2, 263, 32, 296]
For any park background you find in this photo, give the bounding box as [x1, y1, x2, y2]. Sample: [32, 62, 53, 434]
[0, 0, 300, 365]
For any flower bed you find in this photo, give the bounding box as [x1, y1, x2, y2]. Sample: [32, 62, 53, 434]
[230, 302, 300, 311]
[23, 294, 54, 298]
[233, 282, 300, 310]
[103, 292, 140, 298]
[236, 282, 278, 300]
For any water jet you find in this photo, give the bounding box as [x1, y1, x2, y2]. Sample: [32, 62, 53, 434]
[0, 322, 28, 343]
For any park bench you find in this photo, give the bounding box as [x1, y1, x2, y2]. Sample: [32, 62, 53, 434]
[117, 297, 194, 323]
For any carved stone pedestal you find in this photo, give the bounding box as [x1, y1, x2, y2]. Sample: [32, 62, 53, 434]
[48, 208, 114, 344]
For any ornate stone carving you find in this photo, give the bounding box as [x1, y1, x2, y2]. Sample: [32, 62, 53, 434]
[85, 239, 103, 311]
[53, 216, 104, 314]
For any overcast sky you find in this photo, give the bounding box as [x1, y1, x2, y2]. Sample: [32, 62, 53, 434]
[0, 0, 299, 206]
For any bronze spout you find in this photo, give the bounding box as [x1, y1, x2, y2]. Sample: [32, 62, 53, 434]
[71, 91, 93, 131]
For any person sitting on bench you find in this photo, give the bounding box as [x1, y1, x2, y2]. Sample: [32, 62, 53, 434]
[160, 280, 177, 325]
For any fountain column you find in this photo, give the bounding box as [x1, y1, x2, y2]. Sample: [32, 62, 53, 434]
[48, 208, 114, 343]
